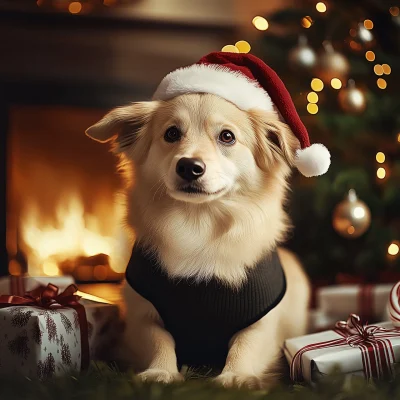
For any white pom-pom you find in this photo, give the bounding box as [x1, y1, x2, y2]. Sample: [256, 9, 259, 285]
[295, 143, 331, 177]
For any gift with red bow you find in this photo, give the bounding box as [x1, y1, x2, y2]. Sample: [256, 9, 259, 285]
[284, 313, 400, 383]
[0, 282, 120, 379]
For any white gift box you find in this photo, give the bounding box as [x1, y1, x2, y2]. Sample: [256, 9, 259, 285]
[0, 297, 120, 379]
[317, 284, 393, 321]
[284, 320, 400, 384]
[0, 275, 75, 296]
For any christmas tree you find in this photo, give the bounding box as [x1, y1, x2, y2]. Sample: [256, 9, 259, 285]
[248, 0, 400, 282]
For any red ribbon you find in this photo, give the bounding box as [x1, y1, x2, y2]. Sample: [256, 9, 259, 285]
[0, 283, 89, 371]
[290, 314, 400, 382]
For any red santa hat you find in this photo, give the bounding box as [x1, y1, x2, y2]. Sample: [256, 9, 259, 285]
[153, 52, 330, 177]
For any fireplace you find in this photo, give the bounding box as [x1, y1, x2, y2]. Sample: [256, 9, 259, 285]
[1, 81, 145, 282]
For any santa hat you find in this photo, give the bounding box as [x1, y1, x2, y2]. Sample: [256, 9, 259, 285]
[153, 52, 330, 177]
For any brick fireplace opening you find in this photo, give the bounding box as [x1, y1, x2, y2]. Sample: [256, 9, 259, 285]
[7, 103, 133, 282]
[2, 82, 141, 282]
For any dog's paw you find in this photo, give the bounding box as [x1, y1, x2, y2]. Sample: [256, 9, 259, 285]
[137, 368, 184, 384]
[213, 371, 274, 390]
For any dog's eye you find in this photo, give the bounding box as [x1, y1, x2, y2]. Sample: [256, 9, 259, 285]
[218, 130, 236, 145]
[164, 126, 181, 143]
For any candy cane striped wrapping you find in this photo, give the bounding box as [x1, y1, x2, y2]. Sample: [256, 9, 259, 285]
[284, 314, 400, 383]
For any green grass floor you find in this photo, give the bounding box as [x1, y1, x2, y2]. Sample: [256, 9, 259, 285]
[1, 362, 400, 400]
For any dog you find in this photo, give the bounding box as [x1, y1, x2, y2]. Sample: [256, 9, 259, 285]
[86, 92, 311, 389]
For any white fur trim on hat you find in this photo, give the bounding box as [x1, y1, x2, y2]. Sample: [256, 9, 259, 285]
[295, 143, 331, 177]
[153, 64, 274, 112]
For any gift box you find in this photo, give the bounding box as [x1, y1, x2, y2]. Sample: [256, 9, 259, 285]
[284, 314, 400, 384]
[316, 284, 393, 322]
[0, 275, 75, 296]
[0, 283, 120, 379]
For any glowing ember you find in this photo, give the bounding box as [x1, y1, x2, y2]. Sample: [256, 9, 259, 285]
[20, 193, 131, 277]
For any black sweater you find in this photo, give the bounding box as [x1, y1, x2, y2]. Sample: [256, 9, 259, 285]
[125, 245, 286, 369]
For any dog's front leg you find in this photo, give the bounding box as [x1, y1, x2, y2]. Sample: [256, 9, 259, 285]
[214, 311, 282, 390]
[123, 283, 184, 384]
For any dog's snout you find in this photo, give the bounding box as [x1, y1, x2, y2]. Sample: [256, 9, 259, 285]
[176, 157, 206, 181]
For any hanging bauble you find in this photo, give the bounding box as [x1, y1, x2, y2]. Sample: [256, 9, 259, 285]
[332, 189, 371, 239]
[316, 41, 350, 84]
[288, 36, 317, 71]
[338, 80, 367, 114]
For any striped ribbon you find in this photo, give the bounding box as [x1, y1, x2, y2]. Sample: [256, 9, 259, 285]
[290, 314, 400, 382]
[388, 281, 400, 327]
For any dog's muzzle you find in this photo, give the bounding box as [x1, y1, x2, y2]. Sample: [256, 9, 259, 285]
[176, 157, 206, 182]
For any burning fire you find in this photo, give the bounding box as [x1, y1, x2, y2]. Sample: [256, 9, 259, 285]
[20, 193, 132, 278]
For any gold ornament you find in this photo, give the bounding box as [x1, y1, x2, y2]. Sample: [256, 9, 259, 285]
[338, 80, 367, 113]
[316, 42, 350, 83]
[289, 36, 317, 71]
[332, 189, 371, 239]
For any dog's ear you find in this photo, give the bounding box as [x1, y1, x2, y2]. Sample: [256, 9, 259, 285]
[250, 110, 300, 168]
[85, 101, 159, 152]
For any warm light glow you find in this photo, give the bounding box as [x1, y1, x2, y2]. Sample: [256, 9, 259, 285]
[382, 64, 391, 75]
[397, 133, 400, 143]
[388, 243, 400, 256]
[221, 45, 239, 53]
[364, 19, 374, 29]
[377, 78, 387, 89]
[347, 226, 355, 235]
[68, 1, 82, 14]
[352, 206, 366, 219]
[252, 16, 269, 31]
[316, 2, 327, 12]
[21, 194, 130, 275]
[377, 167, 386, 179]
[365, 51, 375, 61]
[331, 78, 342, 89]
[374, 64, 384, 75]
[390, 7, 399, 17]
[301, 16, 313, 28]
[8, 260, 22, 276]
[103, 0, 117, 5]
[307, 103, 318, 114]
[43, 260, 60, 276]
[307, 92, 319, 103]
[376, 152, 385, 163]
[235, 40, 251, 54]
[311, 78, 324, 92]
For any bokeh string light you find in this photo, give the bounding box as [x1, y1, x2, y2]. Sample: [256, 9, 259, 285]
[377, 167, 386, 179]
[374, 64, 384, 75]
[307, 103, 318, 114]
[316, 2, 327, 13]
[365, 51, 375, 61]
[388, 242, 400, 256]
[364, 19, 374, 29]
[252, 16, 269, 31]
[376, 152, 385, 163]
[311, 78, 324, 92]
[307, 92, 319, 103]
[331, 78, 342, 89]
[377, 78, 387, 89]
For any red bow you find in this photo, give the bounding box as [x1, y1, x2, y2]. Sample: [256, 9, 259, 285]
[0, 283, 80, 309]
[0, 283, 89, 370]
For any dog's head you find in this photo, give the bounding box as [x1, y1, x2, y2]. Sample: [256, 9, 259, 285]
[86, 94, 299, 204]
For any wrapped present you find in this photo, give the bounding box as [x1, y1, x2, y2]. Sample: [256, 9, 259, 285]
[0, 283, 120, 379]
[316, 284, 393, 321]
[284, 314, 400, 384]
[0, 275, 75, 296]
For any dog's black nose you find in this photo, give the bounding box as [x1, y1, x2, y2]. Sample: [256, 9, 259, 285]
[176, 157, 206, 181]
